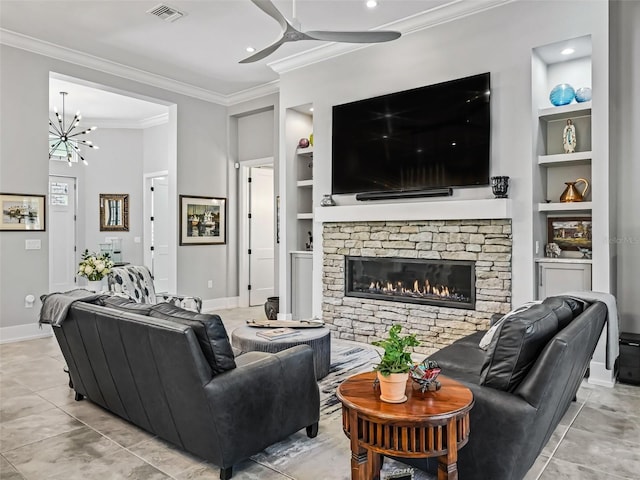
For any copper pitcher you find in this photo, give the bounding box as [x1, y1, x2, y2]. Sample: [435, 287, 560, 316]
[560, 178, 589, 203]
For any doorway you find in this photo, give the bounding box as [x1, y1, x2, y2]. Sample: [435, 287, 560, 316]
[144, 172, 170, 293]
[48, 175, 77, 292]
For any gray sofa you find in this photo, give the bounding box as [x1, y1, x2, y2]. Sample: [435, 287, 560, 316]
[50, 297, 320, 480]
[402, 295, 608, 480]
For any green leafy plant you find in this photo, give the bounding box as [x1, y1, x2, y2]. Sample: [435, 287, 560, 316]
[372, 324, 420, 376]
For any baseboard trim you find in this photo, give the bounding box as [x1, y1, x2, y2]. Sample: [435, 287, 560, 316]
[201, 296, 240, 312]
[0, 323, 53, 344]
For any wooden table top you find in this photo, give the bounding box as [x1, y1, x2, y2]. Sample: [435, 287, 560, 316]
[337, 371, 474, 423]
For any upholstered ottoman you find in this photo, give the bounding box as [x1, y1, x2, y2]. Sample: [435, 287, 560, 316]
[231, 326, 331, 379]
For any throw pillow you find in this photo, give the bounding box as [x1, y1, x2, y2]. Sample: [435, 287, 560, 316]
[480, 303, 558, 392]
[479, 302, 541, 351]
[542, 297, 575, 330]
[149, 303, 236, 375]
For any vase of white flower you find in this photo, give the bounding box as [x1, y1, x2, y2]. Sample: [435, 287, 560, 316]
[77, 249, 114, 291]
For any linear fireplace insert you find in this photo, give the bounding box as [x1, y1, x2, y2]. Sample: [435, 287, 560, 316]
[345, 256, 475, 309]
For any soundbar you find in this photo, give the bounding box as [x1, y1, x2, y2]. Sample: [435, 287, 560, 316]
[355, 188, 453, 201]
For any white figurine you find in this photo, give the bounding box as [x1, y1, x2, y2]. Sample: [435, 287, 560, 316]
[563, 119, 577, 153]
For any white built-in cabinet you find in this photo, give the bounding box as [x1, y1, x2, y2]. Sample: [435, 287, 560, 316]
[536, 259, 592, 299]
[291, 251, 313, 320]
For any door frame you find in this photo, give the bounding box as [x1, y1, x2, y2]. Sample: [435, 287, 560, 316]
[238, 157, 274, 308]
[48, 174, 78, 292]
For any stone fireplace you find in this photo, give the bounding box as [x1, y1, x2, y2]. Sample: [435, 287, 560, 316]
[345, 256, 475, 309]
[322, 219, 512, 355]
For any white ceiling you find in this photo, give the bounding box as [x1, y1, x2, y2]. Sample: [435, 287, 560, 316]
[1, 0, 456, 97]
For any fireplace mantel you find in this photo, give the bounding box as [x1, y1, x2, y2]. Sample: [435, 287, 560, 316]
[315, 198, 512, 223]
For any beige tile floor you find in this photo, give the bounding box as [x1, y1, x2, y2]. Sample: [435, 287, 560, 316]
[1, 305, 639, 479]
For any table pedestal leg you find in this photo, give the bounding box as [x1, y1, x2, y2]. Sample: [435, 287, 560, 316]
[349, 408, 368, 480]
[437, 417, 459, 480]
[367, 450, 382, 480]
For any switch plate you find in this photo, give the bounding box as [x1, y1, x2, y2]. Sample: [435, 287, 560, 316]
[25, 239, 41, 250]
[207, 280, 213, 288]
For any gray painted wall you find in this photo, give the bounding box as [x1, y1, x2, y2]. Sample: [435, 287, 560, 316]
[238, 110, 274, 161]
[0, 45, 230, 332]
[143, 123, 170, 174]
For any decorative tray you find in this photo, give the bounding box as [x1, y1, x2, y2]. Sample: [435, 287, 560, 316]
[246, 319, 325, 328]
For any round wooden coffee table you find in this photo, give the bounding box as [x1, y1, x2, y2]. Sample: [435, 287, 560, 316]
[336, 371, 474, 480]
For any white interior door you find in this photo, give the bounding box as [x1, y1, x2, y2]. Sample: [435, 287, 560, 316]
[249, 167, 275, 306]
[151, 176, 169, 293]
[49, 176, 76, 292]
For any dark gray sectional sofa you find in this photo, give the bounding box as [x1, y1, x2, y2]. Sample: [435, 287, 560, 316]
[402, 295, 608, 480]
[50, 296, 320, 480]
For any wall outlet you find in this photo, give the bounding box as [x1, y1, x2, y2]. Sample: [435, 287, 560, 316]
[207, 280, 213, 288]
[25, 239, 41, 250]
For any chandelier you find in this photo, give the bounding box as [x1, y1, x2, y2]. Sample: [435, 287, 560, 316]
[49, 91, 99, 166]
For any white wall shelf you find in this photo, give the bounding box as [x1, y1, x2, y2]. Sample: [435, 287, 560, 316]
[296, 147, 313, 157]
[538, 151, 592, 166]
[297, 179, 313, 188]
[534, 257, 592, 264]
[297, 213, 313, 220]
[537, 201, 592, 212]
[538, 101, 591, 121]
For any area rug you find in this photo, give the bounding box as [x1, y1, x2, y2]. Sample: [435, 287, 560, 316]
[250, 339, 435, 480]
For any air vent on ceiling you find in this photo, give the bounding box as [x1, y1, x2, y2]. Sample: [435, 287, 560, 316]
[146, 4, 184, 23]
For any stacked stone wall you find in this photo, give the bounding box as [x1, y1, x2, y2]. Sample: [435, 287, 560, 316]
[322, 219, 512, 355]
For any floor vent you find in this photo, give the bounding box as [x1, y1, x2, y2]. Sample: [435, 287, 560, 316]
[146, 4, 184, 23]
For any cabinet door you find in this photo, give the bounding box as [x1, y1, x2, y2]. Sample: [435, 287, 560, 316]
[537, 263, 592, 299]
[291, 252, 313, 319]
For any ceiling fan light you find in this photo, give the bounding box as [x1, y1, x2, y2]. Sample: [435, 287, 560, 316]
[366, 0, 378, 8]
[246, 46, 256, 53]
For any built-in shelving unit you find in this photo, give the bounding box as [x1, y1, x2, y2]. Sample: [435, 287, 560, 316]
[295, 145, 313, 250]
[537, 201, 592, 212]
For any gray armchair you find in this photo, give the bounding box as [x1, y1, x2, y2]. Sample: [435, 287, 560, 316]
[108, 265, 202, 312]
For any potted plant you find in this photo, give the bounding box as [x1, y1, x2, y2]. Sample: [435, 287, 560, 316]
[372, 324, 420, 403]
[77, 249, 114, 292]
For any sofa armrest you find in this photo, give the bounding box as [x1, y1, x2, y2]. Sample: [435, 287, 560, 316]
[157, 293, 202, 313]
[202, 345, 320, 467]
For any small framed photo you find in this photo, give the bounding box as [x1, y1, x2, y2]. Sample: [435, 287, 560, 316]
[180, 195, 226, 245]
[0, 193, 46, 231]
[547, 216, 592, 251]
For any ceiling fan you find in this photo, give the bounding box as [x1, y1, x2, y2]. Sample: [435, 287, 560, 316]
[240, 0, 402, 63]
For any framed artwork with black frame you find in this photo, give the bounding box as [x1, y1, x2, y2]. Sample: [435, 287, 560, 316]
[180, 195, 226, 245]
[547, 216, 592, 251]
[0, 193, 46, 231]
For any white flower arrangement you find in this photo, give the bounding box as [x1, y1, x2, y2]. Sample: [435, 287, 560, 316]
[77, 249, 114, 281]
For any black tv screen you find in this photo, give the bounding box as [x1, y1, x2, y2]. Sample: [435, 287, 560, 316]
[331, 73, 490, 195]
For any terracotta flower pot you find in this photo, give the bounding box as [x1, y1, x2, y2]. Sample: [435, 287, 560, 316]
[377, 371, 409, 403]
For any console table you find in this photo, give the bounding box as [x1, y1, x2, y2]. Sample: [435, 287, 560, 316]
[336, 371, 474, 480]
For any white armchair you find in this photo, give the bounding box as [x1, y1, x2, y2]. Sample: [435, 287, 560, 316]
[107, 265, 202, 313]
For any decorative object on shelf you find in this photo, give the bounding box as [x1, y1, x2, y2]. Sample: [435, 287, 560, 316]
[575, 87, 592, 103]
[560, 177, 589, 202]
[490, 176, 510, 198]
[547, 216, 592, 251]
[320, 194, 336, 207]
[372, 324, 420, 403]
[545, 242, 562, 258]
[562, 119, 577, 153]
[264, 296, 279, 320]
[305, 231, 313, 251]
[298, 138, 310, 148]
[578, 248, 592, 259]
[100, 194, 129, 232]
[179, 195, 227, 245]
[309, 133, 314, 146]
[78, 249, 114, 289]
[549, 83, 575, 106]
[49, 92, 99, 166]
[0, 193, 46, 231]
[410, 358, 441, 393]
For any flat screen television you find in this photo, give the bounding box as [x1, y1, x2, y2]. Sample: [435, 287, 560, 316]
[331, 73, 490, 197]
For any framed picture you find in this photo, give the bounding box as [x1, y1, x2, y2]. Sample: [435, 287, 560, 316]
[100, 193, 129, 232]
[547, 216, 592, 251]
[180, 195, 226, 245]
[0, 193, 46, 231]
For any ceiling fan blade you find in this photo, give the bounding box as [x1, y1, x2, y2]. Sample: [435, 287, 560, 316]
[250, 0, 290, 31]
[239, 37, 286, 63]
[305, 30, 401, 44]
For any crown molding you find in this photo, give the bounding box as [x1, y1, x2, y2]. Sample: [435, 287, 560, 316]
[225, 80, 280, 107]
[268, 0, 513, 74]
[0, 28, 228, 105]
[86, 112, 169, 129]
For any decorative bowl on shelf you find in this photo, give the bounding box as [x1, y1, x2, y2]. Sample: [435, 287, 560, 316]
[549, 83, 575, 106]
[410, 359, 441, 393]
[575, 87, 592, 103]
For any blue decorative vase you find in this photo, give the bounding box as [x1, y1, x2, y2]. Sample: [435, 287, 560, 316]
[575, 87, 592, 103]
[549, 84, 575, 106]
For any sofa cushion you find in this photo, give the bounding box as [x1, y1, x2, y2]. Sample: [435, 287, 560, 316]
[149, 303, 236, 375]
[479, 302, 540, 350]
[542, 297, 575, 330]
[100, 295, 153, 315]
[480, 303, 558, 392]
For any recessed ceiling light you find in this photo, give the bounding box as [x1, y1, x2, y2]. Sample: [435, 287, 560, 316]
[309, 107, 314, 112]
[561, 47, 575, 55]
[246, 46, 256, 53]
[366, 1, 378, 9]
